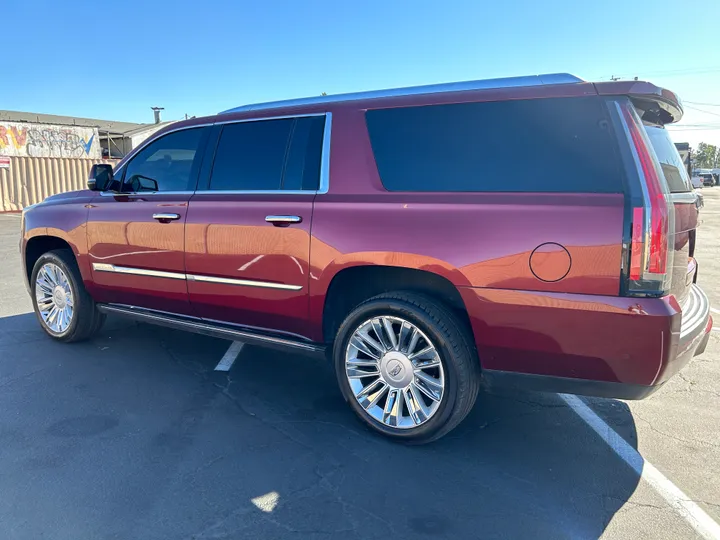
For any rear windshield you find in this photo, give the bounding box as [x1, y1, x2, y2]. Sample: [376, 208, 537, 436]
[644, 125, 693, 193]
[365, 96, 625, 193]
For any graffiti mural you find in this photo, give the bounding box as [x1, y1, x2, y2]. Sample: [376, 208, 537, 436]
[0, 121, 100, 159]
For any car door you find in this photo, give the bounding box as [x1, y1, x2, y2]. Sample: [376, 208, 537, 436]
[185, 114, 327, 338]
[86, 126, 210, 315]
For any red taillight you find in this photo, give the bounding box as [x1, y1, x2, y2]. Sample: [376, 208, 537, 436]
[621, 104, 670, 276]
[629, 207, 644, 280]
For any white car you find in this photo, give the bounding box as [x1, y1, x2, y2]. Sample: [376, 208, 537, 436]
[691, 175, 703, 189]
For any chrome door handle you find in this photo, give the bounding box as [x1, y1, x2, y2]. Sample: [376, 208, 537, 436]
[265, 215, 302, 226]
[153, 213, 181, 222]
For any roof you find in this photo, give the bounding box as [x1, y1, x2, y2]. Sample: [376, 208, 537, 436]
[221, 73, 584, 114]
[0, 110, 172, 136]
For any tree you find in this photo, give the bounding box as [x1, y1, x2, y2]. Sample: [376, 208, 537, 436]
[693, 142, 719, 169]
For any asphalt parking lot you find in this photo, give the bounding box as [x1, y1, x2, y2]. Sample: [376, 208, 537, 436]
[0, 192, 719, 540]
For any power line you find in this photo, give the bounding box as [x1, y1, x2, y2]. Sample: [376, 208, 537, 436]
[685, 105, 720, 118]
[686, 101, 720, 107]
[596, 66, 720, 80]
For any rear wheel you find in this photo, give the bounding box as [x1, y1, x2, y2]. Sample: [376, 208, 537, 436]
[333, 292, 480, 443]
[31, 249, 105, 342]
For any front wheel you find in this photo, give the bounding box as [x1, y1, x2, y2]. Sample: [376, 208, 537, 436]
[31, 249, 105, 342]
[333, 292, 480, 444]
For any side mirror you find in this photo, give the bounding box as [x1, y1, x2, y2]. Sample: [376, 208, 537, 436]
[128, 175, 159, 193]
[88, 164, 114, 191]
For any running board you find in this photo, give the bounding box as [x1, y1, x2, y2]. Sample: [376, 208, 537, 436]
[97, 304, 326, 359]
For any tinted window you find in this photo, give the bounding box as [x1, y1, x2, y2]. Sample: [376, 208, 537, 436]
[282, 116, 325, 191]
[122, 128, 206, 192]
[645, 125, 692, 193]
[366, 97, 624, 193]
[209, 119, 293, 191]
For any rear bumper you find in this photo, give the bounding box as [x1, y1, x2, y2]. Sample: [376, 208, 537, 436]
[459, 284, 712, 399]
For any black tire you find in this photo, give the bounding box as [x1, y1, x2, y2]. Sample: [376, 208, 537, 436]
[333, 291, 480, 444]
[30, 249, 105, 343]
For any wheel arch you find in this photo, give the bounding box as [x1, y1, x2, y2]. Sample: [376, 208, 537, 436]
[317, 263, 475, 346]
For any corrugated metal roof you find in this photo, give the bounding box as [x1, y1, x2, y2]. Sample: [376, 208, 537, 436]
[0, 110, 172, 136]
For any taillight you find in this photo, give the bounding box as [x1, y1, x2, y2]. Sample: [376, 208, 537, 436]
[616, 100, 675, 296]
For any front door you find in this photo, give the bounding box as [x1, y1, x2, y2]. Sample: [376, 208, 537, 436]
[86, 126, 209, 315]
[185, 115, 326, 339]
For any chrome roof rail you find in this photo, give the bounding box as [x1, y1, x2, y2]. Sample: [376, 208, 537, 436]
[221, 73, 584, 114]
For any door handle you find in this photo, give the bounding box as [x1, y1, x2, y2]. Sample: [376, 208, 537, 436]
[153, 213, 181, 222]
[265, 215, 302, 226]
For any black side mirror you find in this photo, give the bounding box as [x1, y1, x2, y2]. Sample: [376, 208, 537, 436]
[88, 164, 114, 191]
[128, 175, 159, 193]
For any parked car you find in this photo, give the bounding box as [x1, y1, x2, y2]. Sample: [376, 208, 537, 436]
[690, 175, 704, 189]
[699, 173, 716, 187]
[20, 74, 712, 443]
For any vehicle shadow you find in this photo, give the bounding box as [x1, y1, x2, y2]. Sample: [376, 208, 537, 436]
[0, 314, 642, 540]
[221, 344, 642, 540]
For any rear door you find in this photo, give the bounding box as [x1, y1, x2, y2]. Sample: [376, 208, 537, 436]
[644, 123, 700, 306]
[185, 115, 326, 338]
[87, 127, 209, 314]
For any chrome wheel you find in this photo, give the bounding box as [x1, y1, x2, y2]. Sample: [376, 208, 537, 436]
[345, 316, 445, 429]
[35, 263, 74, 334]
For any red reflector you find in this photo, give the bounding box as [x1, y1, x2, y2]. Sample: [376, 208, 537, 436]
[630, 207, 644, 280]
[621, 104, 669, 275]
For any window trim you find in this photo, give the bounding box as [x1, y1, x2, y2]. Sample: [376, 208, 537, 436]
[109, 112, 332, 196]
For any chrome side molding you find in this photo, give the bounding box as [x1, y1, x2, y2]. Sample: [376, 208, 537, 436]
[91, 263, 302, 290]
[97, 304, 325, 358]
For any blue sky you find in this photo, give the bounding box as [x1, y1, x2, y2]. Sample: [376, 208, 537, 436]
[3, 0, 720, 147]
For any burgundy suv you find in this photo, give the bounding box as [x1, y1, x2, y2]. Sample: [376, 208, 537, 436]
[21, 73, 712, 443]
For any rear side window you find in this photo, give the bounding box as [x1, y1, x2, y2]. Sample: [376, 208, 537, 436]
[209, 119, 293, 191]
[645, 125, 692, 193]
[208, 116, 325, 191]
[366, 97, 624, 193]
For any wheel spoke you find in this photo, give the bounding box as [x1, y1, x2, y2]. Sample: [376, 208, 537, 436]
[413, 373, 443, 402]
[408, 345, 435, 361]
[412, 354, 441, 370]
[350, 335, 382, 360]
[382, 318, 398, 350]
[406, 328, 421, 356]
[347, 366, 380, 379]
[355, 329, 386, 356]
[355, 378, 386, 409]
[36, 296, 54, 311]
[371, 319, 393, 352]
[404, 387, 427, 425]
[383, 389, 402, 426]
[398, 321, 413, 352]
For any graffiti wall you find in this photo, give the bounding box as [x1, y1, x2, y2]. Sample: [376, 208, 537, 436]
[0, 121, 100, 159]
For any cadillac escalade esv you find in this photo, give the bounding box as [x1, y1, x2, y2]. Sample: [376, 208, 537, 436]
[21, 73, 712, 443]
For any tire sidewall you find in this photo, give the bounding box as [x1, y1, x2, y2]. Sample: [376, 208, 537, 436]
[333, 298, 461, 442]
[30, 252, 82, 340]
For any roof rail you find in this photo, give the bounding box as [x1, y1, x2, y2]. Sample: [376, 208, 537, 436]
[220, 73, 584, 114]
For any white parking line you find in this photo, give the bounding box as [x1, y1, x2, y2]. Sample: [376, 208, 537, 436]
[711, 307, 720, 315]
[560, 394, 720, 539]
[215, 341, 244, 371]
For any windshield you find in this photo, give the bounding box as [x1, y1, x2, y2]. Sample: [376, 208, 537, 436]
[645, 125, 693, 193]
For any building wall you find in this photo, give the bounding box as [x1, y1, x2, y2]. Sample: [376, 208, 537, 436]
[0, 156, 118, 212]
[130, 124, 169, 149]
[0, 121, 101, 159]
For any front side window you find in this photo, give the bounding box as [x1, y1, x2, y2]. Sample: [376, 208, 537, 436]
[122, 128, 206, 193]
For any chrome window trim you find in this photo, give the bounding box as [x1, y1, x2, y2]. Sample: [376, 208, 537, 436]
[91, 263, 303, 291]
[220, 74, 583, 114]
[190, 190, 316, 196]
[99, 191, 195, 197]
[109, 112, 332, 197]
